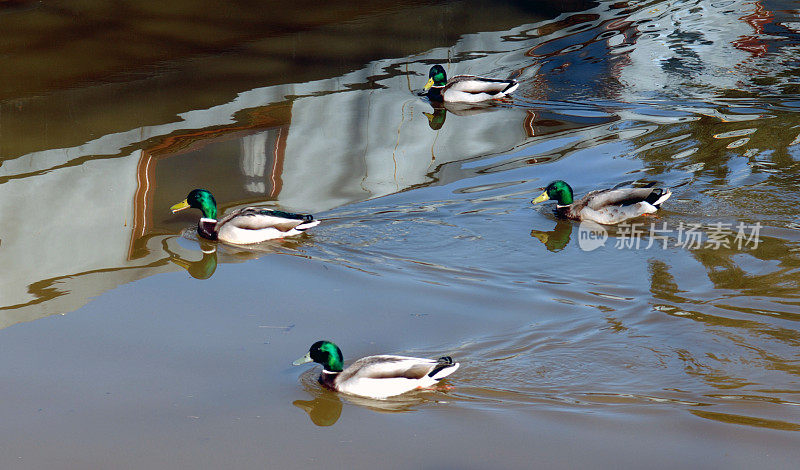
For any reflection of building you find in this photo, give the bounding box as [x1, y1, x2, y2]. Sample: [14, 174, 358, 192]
[0, 153, 171, 328]
[617, 0, 784, 99]
[8, 0, 788, 329]
[0, 21, 550, 329]
[519, 0, 794, 101]
[129, 103, 294, 259]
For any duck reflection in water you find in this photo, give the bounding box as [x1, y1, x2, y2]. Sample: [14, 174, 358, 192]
[423, 108, 447, 130]
[165, 226, 312, 280]
[293, 386, 343, 427]
[422, 102, 499, 130]
[530, 220, 573, 252]
[165, 239, 219, 280]
[293, 369, 440, 427]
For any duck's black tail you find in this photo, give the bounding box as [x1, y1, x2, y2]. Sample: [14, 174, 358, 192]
[428, 356, 456, 378]
[644, 188, 672, 208]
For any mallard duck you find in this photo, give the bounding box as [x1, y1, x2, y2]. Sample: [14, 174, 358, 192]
[423, 64, 518, 103]
[170, 189, 319, 244]
[531, 180, 672, 224]
[293, 341, 460, 399]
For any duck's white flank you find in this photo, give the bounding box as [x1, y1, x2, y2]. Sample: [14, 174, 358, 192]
[217, 222, 315, 243]
[333, 355, 460, 399]
[443, 80, 519, 103]
[578, 188, 672, 225]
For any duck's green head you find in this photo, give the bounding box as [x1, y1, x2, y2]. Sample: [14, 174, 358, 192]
[424, 64, 448, 92]
[171, 188, 218, 219]
[532, 180, 574, 206]
[293, 340, 344, 373]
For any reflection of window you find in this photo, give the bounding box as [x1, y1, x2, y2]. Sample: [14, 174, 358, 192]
[240, 132, 269, 193]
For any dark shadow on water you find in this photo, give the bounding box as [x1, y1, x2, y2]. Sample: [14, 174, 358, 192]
[690, 410, 800, 432]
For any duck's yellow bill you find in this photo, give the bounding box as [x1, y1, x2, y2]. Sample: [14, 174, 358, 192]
[423, 78, 434, 92]
[170, 199, 190, 213]
[170, 257, 191, 270]
[532, 192, 550, 204]
[531, 232, 549, 244]
[293, 352, 312, 366]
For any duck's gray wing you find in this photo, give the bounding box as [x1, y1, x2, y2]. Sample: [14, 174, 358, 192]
[218, 207, 313, 232]
[338, 355, 442, 382]
[444, 75, 518, 94]
[584, 188, 669, 210]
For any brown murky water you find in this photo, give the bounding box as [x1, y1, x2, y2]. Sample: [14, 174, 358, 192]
[2, 0, 800, 468]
